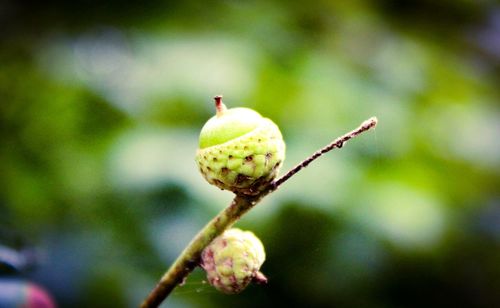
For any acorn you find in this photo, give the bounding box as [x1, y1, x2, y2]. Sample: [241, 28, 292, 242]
[201, 228, 267, 294]
[196, 96, 285, 195]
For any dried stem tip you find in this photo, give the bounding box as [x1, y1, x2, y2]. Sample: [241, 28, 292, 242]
[362, 117, 378, 130]
[214, 95, 227, 117]
[253, 271, 268, 285]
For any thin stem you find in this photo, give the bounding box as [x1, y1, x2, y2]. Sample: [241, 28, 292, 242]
[271, 117, 378, 190]
[141, 116, 378, 308]
[214, 95, 227, 116]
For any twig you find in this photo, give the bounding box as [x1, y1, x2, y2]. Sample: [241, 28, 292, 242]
[272, 117, 378, 190]
[141, 116, 378, 308]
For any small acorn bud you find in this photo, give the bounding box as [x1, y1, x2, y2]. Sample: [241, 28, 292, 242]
[201, 228, 267, 294]
[196, 96, 286, 195]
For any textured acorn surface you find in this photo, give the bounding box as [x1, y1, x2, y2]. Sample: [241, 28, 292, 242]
[196, 109, 285, 195]
[201, 228, 265, 294]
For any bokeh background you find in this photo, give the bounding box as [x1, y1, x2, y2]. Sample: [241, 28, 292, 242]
[1, 0, 500, 307]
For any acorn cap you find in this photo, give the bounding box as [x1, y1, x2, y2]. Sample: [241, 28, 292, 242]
[201, 228, 266, 294]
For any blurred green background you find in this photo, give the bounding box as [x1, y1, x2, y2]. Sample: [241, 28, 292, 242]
[1, 0, 500, 307]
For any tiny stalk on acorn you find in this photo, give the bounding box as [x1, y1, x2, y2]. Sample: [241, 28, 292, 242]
[214, 95, 227, 116]
[141, 96, 378, 308]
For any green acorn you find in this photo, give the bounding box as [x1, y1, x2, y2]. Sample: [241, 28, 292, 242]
[201, 228, 267, 294]
[196, 96, 286, 195]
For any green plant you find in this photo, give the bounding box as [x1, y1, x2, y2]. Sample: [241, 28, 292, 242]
[141, 96, 377, 307]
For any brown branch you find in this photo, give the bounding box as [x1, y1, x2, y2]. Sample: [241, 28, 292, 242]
[141, 116, 378, 307]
